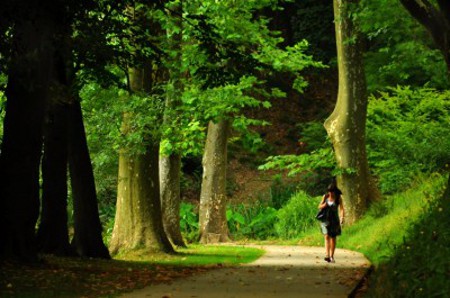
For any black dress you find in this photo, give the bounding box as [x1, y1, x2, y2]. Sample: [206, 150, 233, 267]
[320, 197, 342, 237]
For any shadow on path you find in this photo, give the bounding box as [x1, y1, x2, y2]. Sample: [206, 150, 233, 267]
[121, 245, 371, 298]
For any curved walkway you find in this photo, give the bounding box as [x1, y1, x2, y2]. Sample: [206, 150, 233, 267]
[121, 245, 371, 298]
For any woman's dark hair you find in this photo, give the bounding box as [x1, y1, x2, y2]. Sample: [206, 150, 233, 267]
[327, 183, 342, 204]
[327, 184, 336, 192]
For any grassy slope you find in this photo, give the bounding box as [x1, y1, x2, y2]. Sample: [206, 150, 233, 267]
[298, 173, 449, 297]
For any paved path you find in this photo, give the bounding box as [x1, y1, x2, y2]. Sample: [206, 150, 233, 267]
[121, 245, 371, 298]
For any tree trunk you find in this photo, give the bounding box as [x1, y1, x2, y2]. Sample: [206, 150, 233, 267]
[0, 16, 53, 261]
[159, 4, 186, 247]
[37, 102, 73, 256]
[68, 99, 110, 259]
[324, 0, 379, 224]
[160, 154, 186, 247]
[111, 143, 173, 254]
[109, 67, 174, 254]
[199, 120, 231, 244]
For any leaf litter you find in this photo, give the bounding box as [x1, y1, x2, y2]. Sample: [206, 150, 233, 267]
[0, 255, 216, 297]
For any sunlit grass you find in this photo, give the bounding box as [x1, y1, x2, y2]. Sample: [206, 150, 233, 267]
[115, 244, 265, 266]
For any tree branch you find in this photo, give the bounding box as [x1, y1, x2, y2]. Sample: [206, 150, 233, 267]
[401, 0, 450, 72]
[400, 0, 440, 32]
[437, 0, 450, 23]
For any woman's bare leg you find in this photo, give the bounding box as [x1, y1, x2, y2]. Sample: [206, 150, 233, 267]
[324, 235, 330, 258]
[330, 237, 336, 261]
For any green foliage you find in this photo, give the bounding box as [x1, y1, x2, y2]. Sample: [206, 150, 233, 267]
[226, 189, 323, 241]
[258, 120, 339, 196]
[230, 116, 270, 154]
[268, 175, 299, 209]
[260, 86, 450, 196]
[275, 191, 318, 239]
[141, 0, 324, 158]
[99, 203, 116, 245]
[180, 200, 280, 242]
[359, 0, 450, 91]
[242, 206, 278, 239]
[259, 148, 336, 177]
[295, 121, 328, 151]
[180, 202, 199, 243]
[366, 87, 450, 193]
[226, 207, 246, 235]
[227, 203, 278, 240]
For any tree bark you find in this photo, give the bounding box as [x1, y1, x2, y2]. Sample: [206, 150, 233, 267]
[0, 15, 53, 261]
[68, 99, 111, 259]
[37, 101, 73, 256]
[160, 154, 186, 247]
[199, 120, 231, 244]
[324, 0, 379, 224]
[159, 3, 186, 247]
[109, 66, 174, 254]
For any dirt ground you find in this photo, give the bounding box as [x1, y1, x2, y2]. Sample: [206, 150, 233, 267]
[120, 245, 371, 298]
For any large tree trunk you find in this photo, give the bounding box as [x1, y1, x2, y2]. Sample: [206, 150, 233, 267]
[36, 102, 73, 256]
[160, 154, 186, 247]
[109, 67, 174, 254]
[68, 100, 110, 259]
[111, 143, 173, 253]
[324, 0, 379, 224]
[199, 120, 231, 244]
[0, 15, 53, 261]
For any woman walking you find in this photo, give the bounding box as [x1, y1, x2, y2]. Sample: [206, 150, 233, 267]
[318, 183, 345, 263]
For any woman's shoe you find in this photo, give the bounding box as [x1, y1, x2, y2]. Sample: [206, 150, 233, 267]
[324, 257, 331, 262]
[330, 257, 335, 263]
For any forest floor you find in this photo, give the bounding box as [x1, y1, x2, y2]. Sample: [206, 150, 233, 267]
[120, 245, 371, 298]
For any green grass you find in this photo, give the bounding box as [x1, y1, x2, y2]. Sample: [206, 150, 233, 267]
[115, 244, 264, 266]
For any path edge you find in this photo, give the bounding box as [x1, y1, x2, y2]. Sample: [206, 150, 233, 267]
[348, 264, 374, 297]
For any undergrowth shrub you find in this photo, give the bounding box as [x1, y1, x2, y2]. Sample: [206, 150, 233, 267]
[275, 191, 318, 239]
[366, 87, 450, 194]
[99, 203, 116, 245]
[227, 203, 277, 240]
[180, 202, 199, 243]
[269, 175, 299, 209]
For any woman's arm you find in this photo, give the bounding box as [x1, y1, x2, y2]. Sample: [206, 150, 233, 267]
[318, 195, 327, 209]
[339, 198, 345, 224]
